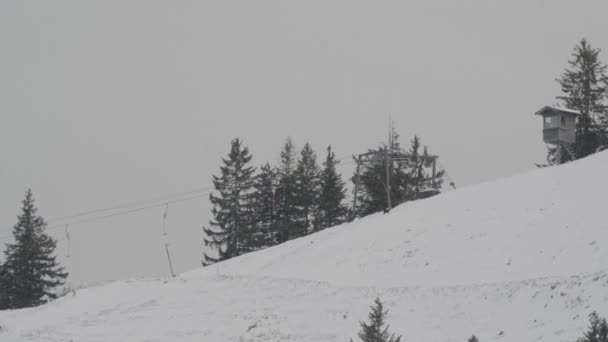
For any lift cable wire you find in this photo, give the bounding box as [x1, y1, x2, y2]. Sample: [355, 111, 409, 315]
[46, 186, 212, 224]
[0, 191, 211, 242]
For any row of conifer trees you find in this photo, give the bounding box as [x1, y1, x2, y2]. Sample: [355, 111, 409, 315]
[202, 133, 443, 265]
[202, 138, 349, 265]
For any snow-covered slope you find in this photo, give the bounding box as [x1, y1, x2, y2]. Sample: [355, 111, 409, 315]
[2, 152, 608, 342]
[218, 150, 608, 288]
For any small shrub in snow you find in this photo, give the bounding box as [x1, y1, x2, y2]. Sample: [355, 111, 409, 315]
[350, 297, 401, 342]
[577, 312, 608, 342]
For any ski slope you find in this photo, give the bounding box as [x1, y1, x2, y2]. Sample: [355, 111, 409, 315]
[2, 152, 608, 342]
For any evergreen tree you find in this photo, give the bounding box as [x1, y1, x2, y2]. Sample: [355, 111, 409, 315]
[1, 190, 67, 309]
[578, 312, 608, 342]
[354, 129, 407, 216]
[203, 138, 256, 265]
[293, 142, 321, 237]
[408, 136, 425, 194]
[275, 137, 298, 243]
[467, 335, 479, 342]
[250, 163, 278, 249]
[355, 155, 402, 216]
[556, 38, 608, 159]
[317, 145, 347, 230]
[351, 297, 401, 342]
[407, 136, 444, 193]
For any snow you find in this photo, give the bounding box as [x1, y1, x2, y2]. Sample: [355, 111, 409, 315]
[2, 152, 608, 341]
[535, 105, 582, 116]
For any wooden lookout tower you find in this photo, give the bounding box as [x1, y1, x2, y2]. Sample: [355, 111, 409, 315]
[535, 105, 580, 164]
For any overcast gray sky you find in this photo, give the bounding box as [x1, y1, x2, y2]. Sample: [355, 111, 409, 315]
[1, 0, 607, 286]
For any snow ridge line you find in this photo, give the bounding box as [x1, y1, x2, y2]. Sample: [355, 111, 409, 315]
[195, 268, 608, 293]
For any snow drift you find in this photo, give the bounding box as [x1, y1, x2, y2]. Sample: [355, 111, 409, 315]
[2, 151, 608, 341]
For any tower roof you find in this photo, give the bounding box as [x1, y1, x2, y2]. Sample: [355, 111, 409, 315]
[535, 105, 581, 116]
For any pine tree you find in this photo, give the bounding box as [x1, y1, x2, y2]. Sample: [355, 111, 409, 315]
[1, 190, 67, 309]
[293, 142, 321, 237]
[203, 138, 256, 265]
[467, 335, 479, 342]
[407, 136, 444, 194]
[317, 145, 347, 230]
[556, 38, 608, 158]
[578, 312, 608, 342]
[352, 298, 401, 342]
[250, 163, 278, 249]
[275, 137, 298, 243]
[355, 129, 407, 216]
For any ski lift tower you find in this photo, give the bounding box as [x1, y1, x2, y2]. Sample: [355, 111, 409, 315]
[535, 105, 580, 164]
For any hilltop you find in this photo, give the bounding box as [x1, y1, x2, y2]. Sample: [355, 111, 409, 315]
[2, 152, 608, 341]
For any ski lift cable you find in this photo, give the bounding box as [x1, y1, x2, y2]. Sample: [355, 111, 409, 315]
[0, 192, 211, 242]
[45, 192, 209, 231]
[46, 186, 213, 224]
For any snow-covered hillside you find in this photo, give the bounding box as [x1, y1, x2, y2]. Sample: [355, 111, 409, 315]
[2, 152, 608, 342]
